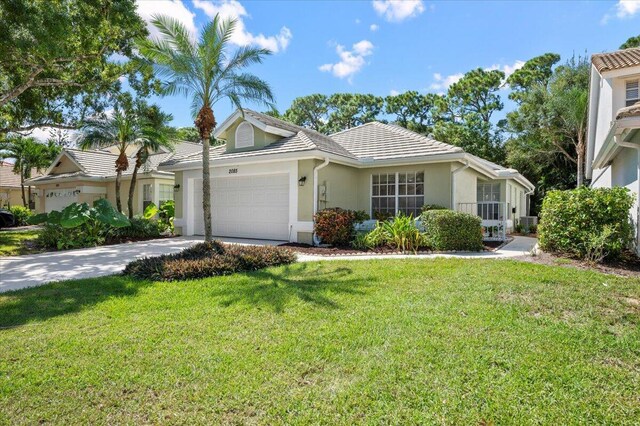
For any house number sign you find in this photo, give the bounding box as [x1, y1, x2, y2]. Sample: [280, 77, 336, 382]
[228, 168, 238, 174]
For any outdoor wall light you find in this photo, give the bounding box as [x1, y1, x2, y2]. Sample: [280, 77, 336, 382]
[298, 176, 307, 186]
[174, 184, 181, 191]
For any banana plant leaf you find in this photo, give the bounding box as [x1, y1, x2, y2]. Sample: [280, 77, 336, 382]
[143, 202, 158, 219]
[27, 212, 50, 225]
[60, 203, 91, 228]
[93, 198, 130, 228]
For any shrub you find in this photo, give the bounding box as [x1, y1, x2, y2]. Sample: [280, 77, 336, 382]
[538, 187, 634, 260]
[112, 217, 166, 240]
[421, 210, 483, 251]
[379, 213, 425, 253]
[9, 206, 32, 226]
[421, 204, 447, 213]
[351, 232, 369, 250]
[314, 208, 360, 246]
[123, 242, 296, 281]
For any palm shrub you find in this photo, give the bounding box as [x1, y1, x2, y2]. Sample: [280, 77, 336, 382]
[358, 213, 426, 253]
[538, 187, 634, 260]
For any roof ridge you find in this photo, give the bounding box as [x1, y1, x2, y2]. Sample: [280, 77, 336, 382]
[296, 131, 318, 149]
[592, 46, 640, 58]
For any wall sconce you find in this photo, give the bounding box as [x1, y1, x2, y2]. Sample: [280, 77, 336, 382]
[174, 184, 181, 192]
[298, 176, 307, 187]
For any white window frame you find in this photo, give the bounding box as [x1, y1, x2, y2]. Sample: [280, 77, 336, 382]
[159, 183, 174, 205]
[142, 183, 153, 210]
[235, 121, 255, 148]
[626, 80, 639, 107]
[371, 171, 425, 218]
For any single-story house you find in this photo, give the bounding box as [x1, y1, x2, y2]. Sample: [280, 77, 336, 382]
[0, 161, 39, 209]
[160, 109, 534, 244]
[26, 142, 201, 214]
[587, 46, 640, 254]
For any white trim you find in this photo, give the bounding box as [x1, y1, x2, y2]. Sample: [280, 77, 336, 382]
[213, 109, 295, 139]
[234, 121, 255, 148]
[77, 185, 107, 194]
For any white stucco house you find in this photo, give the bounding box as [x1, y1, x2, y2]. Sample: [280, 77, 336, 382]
[160, 109, 534, 244]
[587, 47, 640, 254]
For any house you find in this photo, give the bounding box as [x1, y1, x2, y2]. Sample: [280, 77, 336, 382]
[26, 142, 202, 214]
[160, 109, 534, 244]
[0, 161, 39, 209]
[586, 47, 640, 254]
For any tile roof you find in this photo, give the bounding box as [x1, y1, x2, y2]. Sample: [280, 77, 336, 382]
[330, 122, 462, 160]
[592, 47, 640, 73]
[616, 101, 640, 119]
[0, 162, 41, 188]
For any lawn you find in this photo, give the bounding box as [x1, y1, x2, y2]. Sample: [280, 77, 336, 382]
[0, 259, 638, 424]
[0, 229, 40, 256]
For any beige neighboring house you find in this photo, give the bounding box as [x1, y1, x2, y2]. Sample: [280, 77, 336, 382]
[161, 109, 534, 243]
[587, 47, 640, 254]
[0, 161, 39, 209]
[26, 142, 202, 214]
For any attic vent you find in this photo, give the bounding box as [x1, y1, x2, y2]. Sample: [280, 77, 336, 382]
[235, 121, 254, 148]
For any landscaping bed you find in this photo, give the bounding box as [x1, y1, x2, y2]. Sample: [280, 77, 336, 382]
[280, 239, 505, 255]
[524, 250, 640, 277]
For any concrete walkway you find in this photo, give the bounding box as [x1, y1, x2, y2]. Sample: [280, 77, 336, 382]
[0, 236, 536, 293]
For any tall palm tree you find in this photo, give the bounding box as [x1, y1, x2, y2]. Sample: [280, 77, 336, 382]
[0, 136, 60, 207]
[127, 104, 174, 219]
[138, 14, 274, 242]
[78, 104, 154, 213]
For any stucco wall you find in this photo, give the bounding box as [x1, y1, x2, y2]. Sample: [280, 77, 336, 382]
[49, 154, 81, 175]
[105, 176, 174, 216]
[224, 120, 280, 153]
[297, 159, 317, 221]
[453, 165, 480, 207]
[317, 162, 360, 212]
[174, 171, 183, 219]
[0, 187, 34, 208]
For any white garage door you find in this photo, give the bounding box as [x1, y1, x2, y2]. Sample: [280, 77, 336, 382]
[193, 174, 290, 240]
[45, 189, 78, 212]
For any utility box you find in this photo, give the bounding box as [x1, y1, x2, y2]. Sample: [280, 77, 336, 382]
[520, 216, 538, 233]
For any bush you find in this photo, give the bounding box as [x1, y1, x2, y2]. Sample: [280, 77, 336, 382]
[421, 210, 483, 251]
[314, 208, 361, 246]
[379, 213, 425, 253]
[9, 206, 32, 226]
[112, 217, 167, 240]
[538, 187, 634, 260]
[123, 241, 296, 281]
[421, 204, 447, 213]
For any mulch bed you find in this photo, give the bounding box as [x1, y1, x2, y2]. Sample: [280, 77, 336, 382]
[522, 251, 640, 277]
[280, 241, 503, 256]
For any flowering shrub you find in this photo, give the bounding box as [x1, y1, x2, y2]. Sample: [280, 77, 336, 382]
[314, 208, 367, 246]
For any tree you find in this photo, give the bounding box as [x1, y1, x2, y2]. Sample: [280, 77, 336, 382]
[385, 91, 438, 134]
[138, 15, 274, 242]
[283, 94, 330, 132]
[325, 93, 384, 133]
[433, 68, 506, 163]
[77, 97, 157, 213]
[127, 103, 174, 219]
[0, 0, 150, 135]
[620, 35, 640, 49]
[0, 136, 60, 207]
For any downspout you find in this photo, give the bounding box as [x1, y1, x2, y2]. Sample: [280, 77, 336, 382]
[312, 158, 330, 246]
[451, 160, 470, 211]
[524, 187, 535, 216]
[585, 66, 601, 180]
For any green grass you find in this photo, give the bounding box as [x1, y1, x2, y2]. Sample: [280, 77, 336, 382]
[0, 259, 639, 424]
[0, 229, 40, 256]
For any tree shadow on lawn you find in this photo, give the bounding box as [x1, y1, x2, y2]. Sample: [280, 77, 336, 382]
[209, 263, 375, 313]
[0, 275, 152, 328]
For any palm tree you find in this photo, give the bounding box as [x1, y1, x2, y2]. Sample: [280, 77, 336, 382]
[0, 136, 60, 207]
[138, 14, 274, 242]
[127, 104, 174, 219]
[78, 104, 153, 213]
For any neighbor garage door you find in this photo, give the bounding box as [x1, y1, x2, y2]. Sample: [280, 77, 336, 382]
[45, 188, 78, 212]
[193, 174, 290, 240]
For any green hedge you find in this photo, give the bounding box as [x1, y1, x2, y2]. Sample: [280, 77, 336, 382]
[9, 206, 32, 226]
[421, 210, 483, 251]
[538, 187, 634, 260]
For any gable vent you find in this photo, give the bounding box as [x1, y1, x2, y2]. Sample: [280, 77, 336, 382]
[235, 121, 254, 148]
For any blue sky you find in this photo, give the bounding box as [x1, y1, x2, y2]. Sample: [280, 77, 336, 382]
[134, 0, 640, 128]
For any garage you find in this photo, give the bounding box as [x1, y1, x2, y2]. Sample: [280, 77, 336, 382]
[44, 188, 78, 212]
[193, 173, 290, 240]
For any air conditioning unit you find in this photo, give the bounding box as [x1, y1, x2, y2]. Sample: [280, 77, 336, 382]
[519, 216, 538, 232]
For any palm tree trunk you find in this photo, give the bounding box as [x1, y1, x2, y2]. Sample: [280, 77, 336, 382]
[195, 105, 216, 242]
[114, 152, 129, 213]
[20, 171, 26, 207]
[128, 151, 143, 219]
[115, 170, 123, 213]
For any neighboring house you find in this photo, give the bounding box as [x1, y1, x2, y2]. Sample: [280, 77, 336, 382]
[586, 47, 640, 254]
[26, 142, 202, 214]
[0, 161, 39, 209]
[161, 109, 534, 243]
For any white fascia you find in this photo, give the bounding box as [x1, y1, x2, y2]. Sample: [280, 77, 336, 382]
[213, 109, 295, 139]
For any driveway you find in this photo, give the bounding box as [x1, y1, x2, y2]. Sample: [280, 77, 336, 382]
[0, 236, 537, 293]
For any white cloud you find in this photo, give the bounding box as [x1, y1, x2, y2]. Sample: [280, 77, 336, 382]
[429, 72, 463, 91]
[355, 18, 361, 24]
[370, 24, 379, 31]
[485, 60, 526, 78]
[389, 89, 400, 96]
[136, 0, 197, 40]
[192, 0, 292, 52]
[372, 0, 425, 22]
[319, 40, 374, 82]
[602, 0, 640, 24]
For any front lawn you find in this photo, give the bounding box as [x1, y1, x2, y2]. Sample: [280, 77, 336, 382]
[0, 259, 638, 424]
[0, 229, 40, 256]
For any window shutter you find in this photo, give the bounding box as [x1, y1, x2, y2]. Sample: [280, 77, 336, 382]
[627, 80, 639, 106]
[235, 122, 254, 148]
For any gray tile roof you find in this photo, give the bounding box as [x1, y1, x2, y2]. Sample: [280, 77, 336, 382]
[592, 47, 640, 73]
[330, 122, 462, 160]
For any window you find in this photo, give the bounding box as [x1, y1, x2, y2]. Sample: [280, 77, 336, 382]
[477, 183, 501, 220]
[159, 184, 173, 205]
[626, 80, 639, 107]
[143, 184, 153, 210]
[235, 121, 254, 148]
[371, 172, 424, 217]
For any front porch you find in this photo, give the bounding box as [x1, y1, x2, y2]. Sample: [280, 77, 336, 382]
[457, 201, 511, 241]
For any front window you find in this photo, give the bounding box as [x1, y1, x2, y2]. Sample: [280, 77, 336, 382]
[143, 184, 153, 210]
[626, 80, 639, 107]
[371, 172, 424, 218]
[477, 183, 501, 220]
[159, 184, 174, 205]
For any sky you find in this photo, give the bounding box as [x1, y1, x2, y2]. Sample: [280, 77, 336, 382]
[32, 0, 640, 138]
